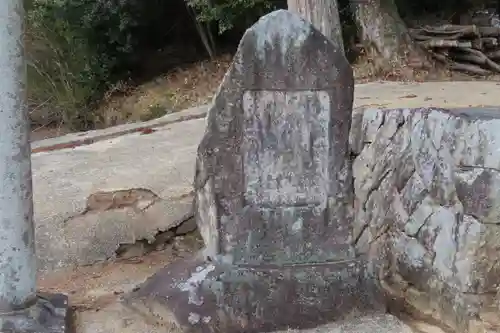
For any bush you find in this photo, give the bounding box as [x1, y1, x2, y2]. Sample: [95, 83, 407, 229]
[186, 0, 281, 34]
[27, 0, 141, 129]
[26, 0, 180, 130]
[26, 0, 108, 129]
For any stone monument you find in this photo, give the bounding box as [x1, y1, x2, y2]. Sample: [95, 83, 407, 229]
[126, 9, 382, 332]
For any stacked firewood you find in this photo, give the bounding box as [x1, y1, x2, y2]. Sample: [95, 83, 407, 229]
[410, 25, 500, 75]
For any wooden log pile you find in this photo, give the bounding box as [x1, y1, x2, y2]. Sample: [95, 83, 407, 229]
[410, 25, 500, 75]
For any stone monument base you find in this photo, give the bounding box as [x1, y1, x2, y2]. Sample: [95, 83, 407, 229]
[0, 292, 70, 333]
[125, 252, 385, 333]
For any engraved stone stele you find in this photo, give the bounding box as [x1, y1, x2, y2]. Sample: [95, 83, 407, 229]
[125, 9, 383, 332]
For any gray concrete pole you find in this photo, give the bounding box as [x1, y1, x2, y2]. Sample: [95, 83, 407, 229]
[0, 1, 68, 332]
[0, 0, 37, 312]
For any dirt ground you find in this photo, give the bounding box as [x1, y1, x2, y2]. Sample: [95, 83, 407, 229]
[37, 233, 203, 311]
[37, 233, 203, 333]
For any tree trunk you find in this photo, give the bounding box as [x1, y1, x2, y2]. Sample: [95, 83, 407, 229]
[351, 0, 430, 74]
[288, 0, 345, 54]
[0, 0, 37, 311]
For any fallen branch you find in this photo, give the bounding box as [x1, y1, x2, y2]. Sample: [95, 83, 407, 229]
[451, 48, 500, 72]
[429, 51, 449, 63]
[410, 30, 473, 41]
[486, 49, 500, 59]
[420, 24, 480, 37]
[411, 22, 500, 76]
[449, 62, 492, 75]
[417, 39, 473, 48]
[477, 26, 500, 37]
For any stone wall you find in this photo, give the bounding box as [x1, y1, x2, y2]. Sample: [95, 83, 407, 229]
[350, 107, 500, 333]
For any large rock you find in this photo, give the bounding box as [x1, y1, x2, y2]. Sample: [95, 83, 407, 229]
[350, 106, 500, 333]
[126, 9, 381, 333]
[195, 11, 355, 266]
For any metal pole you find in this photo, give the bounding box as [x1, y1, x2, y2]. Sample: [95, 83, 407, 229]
[0, 0, 37, 312]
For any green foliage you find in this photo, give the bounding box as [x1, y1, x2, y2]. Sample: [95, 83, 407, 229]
[186, 0, 278, 34]
[26, 0, 169, 129]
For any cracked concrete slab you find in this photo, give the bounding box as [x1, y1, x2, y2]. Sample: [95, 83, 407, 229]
[33, 115, 202, 273]
[32, 81, 500, 275]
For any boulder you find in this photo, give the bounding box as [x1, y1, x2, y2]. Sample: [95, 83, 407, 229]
[350, 106, 500, 333]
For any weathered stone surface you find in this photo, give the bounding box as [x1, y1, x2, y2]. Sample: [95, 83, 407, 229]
[127, 254, 378, 333]
[350, 106, 500, 333]
[194, 10, 356, 266]
[127, 9, 381, 333]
